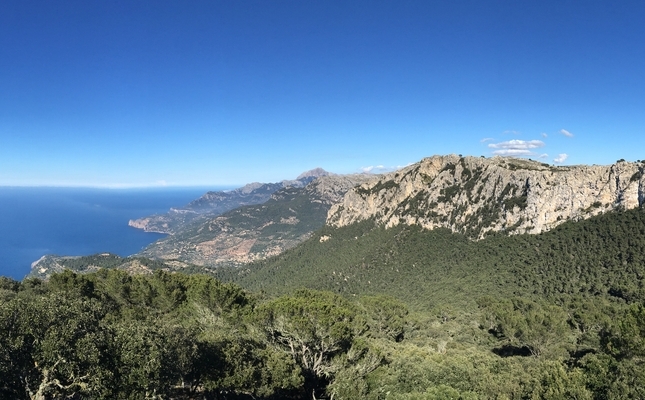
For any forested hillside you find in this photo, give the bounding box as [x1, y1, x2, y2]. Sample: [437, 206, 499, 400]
[5, 209, 645, 398]
[222, 208, 645, 309]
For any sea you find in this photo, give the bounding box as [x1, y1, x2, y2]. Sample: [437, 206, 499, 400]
[0, 186, 232, 280]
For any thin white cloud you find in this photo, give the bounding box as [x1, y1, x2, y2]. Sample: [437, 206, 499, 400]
[361, 164, 411, 174]
[480, 137, 494, 143]
[538, 153, 549, 159]
[488, 140, 545, 157]
[361, 165, 386, 173]
[491, 149, 535, 156]
[554, 153, 568, 163]
[560, 129, 574, 137]
[541, 133, 548, 138]
[396, 163, 414, 169]
[488, 140, 545, 150]
[502, 130, 521, 135]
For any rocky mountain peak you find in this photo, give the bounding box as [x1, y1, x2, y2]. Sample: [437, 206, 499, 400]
[328, 154, 645, 238]
[296, 167, 332, 180]
[303, 173, 375, 204]
[237, 182, 265, 194]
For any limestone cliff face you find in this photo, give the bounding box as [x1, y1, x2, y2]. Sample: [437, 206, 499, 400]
[328, 155, 645, 238]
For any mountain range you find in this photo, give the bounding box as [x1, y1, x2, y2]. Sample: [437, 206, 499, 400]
[128, 167, 332, 234]
[330, 154, 644, 237]
[17, 154, 645, 400]
[29, 155, 644, 279]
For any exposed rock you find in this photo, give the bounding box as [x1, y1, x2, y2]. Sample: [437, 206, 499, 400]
[328, 155, 645, 238]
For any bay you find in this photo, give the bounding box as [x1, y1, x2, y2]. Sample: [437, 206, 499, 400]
[0, 186, 231, 280]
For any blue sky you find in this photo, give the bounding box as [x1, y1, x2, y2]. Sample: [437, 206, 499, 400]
[1, 1, 644, 187]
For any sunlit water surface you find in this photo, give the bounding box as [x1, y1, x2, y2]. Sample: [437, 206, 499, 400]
[0, 186, 230, 280]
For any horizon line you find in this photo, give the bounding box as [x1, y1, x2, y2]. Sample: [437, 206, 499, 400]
[0, 183, 242, 190]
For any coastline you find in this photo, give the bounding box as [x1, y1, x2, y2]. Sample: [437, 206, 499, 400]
[0, 186, 209, 280]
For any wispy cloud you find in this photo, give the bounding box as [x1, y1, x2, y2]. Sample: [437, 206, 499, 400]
[554, 153, 568, 163]
[538, 153, 549, 159]
[361, 165, 386, 173]
[502, 130, 521, 135]
[560, 129, 574, 137]
[541, 133, 548, 138]
[489, 140, 545, 150]
[488, 139, 545, 156]
[361, 163, 412, 174]
[397, 163, 414, 169]
[490, 149, 533, 156]
[480, 137, 494, 143]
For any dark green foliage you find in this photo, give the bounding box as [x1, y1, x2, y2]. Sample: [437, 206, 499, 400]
[502, 194, 527, 210]
[0, 270, 304, 399]
[497, 180, 527, 213]
[257, 289, 362, 398]
[226, 209, 645, 312]
[588, 201, 603, 210]
[478, 297, 571, 357]
[398, 192, 433, 218]
[440, 163, 456, 173]
[0, 294, 113, 399]
[0, 276, 19, 301]
[363, 209, 642, 305]
[5, 208, 645, 398]
[438, 184, 461, 203]
[29, 253, 214, 280]
[360, 295, 408, 341]
[110, 320, 183, 398]
[601, 304, 645, 360]
[356, 179, 399, 196]
[57, 253, 125, 271]
[525, 361, 593, 399]
[462, 166, 484, 199]
[0, 276, 20, 291]
[631, 171, 642, 182]
[211, 208, 645, 397]
[578, 304, 645, 399]
[48, 269, 96, 298]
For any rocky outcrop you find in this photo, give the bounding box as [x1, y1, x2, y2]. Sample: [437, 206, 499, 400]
[328, 155, 645, 238]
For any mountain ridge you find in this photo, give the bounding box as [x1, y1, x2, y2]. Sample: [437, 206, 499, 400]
[134, 173, 373, 267]
[29, 155, 645, 278]
[128, 168, 332, 234]
[328, 154, 644, 238]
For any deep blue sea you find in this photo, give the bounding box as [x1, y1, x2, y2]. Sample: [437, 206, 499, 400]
[0, 186, 231, 280]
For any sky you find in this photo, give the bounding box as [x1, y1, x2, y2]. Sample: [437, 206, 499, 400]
[1, 0, 644, 187]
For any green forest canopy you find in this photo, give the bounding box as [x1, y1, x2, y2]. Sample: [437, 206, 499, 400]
[3, 208, 645, 399]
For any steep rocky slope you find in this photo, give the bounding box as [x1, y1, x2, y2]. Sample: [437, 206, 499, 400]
[129, 168, 331, 234]
[328, 155, 644, 238]
[135, 174, 372, 267]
